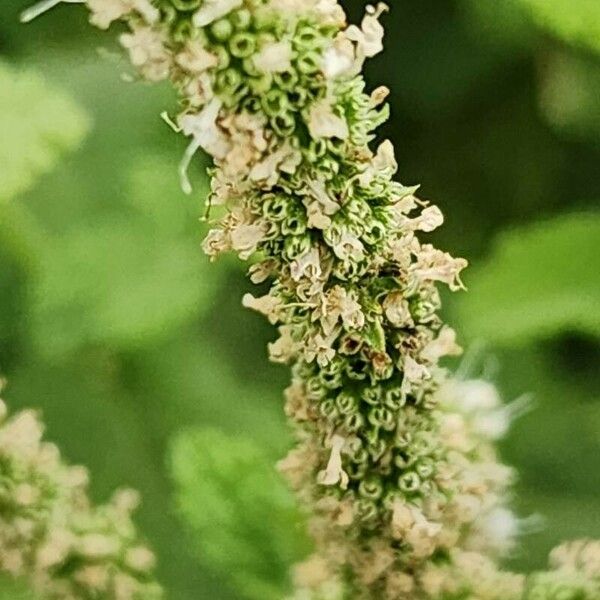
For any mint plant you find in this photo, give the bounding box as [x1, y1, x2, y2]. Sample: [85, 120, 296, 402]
[19, 1, 600, 598]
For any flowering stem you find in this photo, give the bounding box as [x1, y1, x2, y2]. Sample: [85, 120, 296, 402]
[23, 1, 600, 598]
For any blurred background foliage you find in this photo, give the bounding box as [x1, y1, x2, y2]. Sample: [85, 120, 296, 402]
[0, 0, 598, 598]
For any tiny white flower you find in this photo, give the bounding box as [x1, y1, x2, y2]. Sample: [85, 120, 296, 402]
[250, 142, 301, 185]
[178, 98, 230, 193]
[176, 41, 218, 73]
[333, 231, 364, 262]
[193, 0, 243, 27]
[253, 41, 293, 73]
[290, 248, 323, 283]
[322, 35, 355, 79]
[230, 223, 265, 259]
[317, 435, 349, 489]
[414, 245, 468, 291]
[307, 100, 349, 140]
[346, 3, 388, 59]
[402, 355, 431, 388]
[242, 292, 283, 324]
[302, 180, 340, 230]
[407, 205, 444, 233]
[88, 0, 159, 30]
[478, 508, 520, 555]
[120, 24, 171, 81]
[268, 325, 296, 363]
[421, 326, 462, 362]
[383, 291, 413, 328]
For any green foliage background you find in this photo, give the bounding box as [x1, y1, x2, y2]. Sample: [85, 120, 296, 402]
[0, 0, 598, 598]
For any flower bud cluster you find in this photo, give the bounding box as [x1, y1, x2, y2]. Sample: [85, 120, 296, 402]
[0, 385, 161, 599]
[23, 0, 600, 597]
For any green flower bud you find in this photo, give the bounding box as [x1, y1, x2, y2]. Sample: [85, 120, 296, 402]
[351, 446, 369, 465]
[356, 499, 379, 525]
[212, 45, 231, 70]
[211, 18, 234, 42]
[345, 197, 370, 222]
[173, 18, 195, 43]
[362, 386, 381, 406]
[288, 87, 309, 109]
[412, 434, 434, 457]
[262, 194, 288, 221]
[326, 136, 346, 155]
[160, 5, 177, 24]
[171, 0, 201, 10]
[369, 438, 387, 461]
[338, 332, 363, 356]
[344, 412, 365, 433]
[345, 358, 369, 381]
[283, 234, 312, 260]
[296, 50, 321, 75]
[394, 451, 415, 469]
[241, 96, 261, 114]
[323, 357, 345, 376]
[261, 88, 289, 116]
[315, 156, 340, 178]
[229, 32, 257, 58]
[253, 7, 280, 32]
[395, 431, 413, 449]
[318, 368, 343, 390]
[319, 398, 338, 420]
[359, 477, 383, 501]
[248, 73, 273, 95]
[271, 112, 296, 137]
[305, 376, 327, 400]
[335, 392, 358, 415]
[281, 213, 307, 236]
[363, 220, 386, 246]
[293, 24, 321, 51]
[241, 57, 260, 77]
[230, 8, 252, 30]
[347, 461, 368, 481]
[222, 83, 250, 108]
[261, 221, 280, 242]
[308, 138, 328, 160]
[368, 406, 395, 431]
[416, 458, 435, 479]
[398, 471, 421, 493]
[384, 387, 405, 410]
[274, 69, 299, 91]
[215, 67, 242, 94]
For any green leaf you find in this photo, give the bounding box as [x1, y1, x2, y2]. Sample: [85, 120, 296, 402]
[0, 576, 37, 600]
[514, 0, 600, 54]
[456, 213, 600, 345]
[0, 61, 89, 203]
[462, 0, 535, 52]
[538, 52, 600, 142]
[169, 428, 309, 600]
[30, 155, 219, 356]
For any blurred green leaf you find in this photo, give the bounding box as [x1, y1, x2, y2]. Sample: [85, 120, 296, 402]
[514, 0, 600, 54]
[0, 576, 37, 599]
[170, 428, 309, 600]
[0, 61, 89, 203]
[30, 156, 218, 357]
[538, 51, 600, 141]
[457, 213, 600, 344]
[461, 0, 534, 52]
